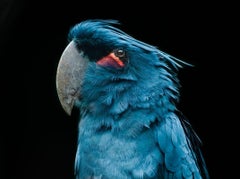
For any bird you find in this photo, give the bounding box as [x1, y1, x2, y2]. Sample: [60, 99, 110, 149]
[56, 19, 209, 179]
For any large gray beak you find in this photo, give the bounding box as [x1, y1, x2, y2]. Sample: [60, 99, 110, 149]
[56, 41, 88, 115]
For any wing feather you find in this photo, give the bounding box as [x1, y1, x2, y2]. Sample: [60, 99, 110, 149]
[156, 112, 208, 178]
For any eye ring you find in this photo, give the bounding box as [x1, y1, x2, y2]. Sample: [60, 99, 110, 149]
[114, 49, 126, 58]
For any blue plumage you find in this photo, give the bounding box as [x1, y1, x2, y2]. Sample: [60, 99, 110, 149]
[65, 19, 209, 179]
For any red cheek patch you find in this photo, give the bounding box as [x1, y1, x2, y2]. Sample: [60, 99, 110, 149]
[97, 53, 124, 68]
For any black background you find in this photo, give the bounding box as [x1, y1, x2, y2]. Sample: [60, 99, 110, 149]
[1, 0, 237, 179]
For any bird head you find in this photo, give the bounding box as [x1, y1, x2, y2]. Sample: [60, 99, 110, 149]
[56, 19, 191, 116]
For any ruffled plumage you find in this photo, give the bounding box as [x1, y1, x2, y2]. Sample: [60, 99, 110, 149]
[67, 19, 209, 179]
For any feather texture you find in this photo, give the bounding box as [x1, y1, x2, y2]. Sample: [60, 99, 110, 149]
[65, 19, 209, 179]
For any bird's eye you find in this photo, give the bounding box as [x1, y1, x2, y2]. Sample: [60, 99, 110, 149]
[114, 49, 126, 58]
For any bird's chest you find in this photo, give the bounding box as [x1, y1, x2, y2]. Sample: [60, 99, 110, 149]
[79, 128, 154, 162]
[77, 118, 161, 178]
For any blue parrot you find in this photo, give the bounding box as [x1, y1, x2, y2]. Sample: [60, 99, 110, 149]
[56, 19, 209, 179]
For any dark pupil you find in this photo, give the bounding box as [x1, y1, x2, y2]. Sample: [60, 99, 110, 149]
[115, 49, 125, 57]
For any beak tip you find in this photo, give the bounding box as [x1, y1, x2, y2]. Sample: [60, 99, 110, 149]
[56, 87, 74, 116]
[61, 102, 73, 116]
